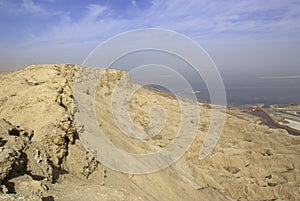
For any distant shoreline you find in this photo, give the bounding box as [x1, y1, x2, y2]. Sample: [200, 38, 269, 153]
[144, 84, 300, 136]
[251, 107, 300, 136]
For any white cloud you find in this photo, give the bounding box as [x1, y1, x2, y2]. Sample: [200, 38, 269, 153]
[86, 4, 108, 20]
[21, 0, 66, 16]
[21, 0, 300, 45]
[132, 0, 137, 7]
[23, 3, 125, 46]
[3, 0, 300, 70]
[151, 0, 300, 38]
[22, 0, 42, 14]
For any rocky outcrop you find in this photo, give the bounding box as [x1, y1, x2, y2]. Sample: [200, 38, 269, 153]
[0, 118, 49, 200]
[0, 64, 142, 200]
[0, 64, 88, 174]
[0, 119, 30, 182]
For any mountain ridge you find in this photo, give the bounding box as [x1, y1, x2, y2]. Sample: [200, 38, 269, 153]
[0, 64, 299, 201]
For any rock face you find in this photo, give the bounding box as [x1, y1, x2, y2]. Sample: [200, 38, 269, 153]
[0, 119, 30, 182]
[0, 64, 77, 168]
[0, 64, 299, 200]
[0, 118, 49, 200]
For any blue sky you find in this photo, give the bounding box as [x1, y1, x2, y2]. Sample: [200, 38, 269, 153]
[0, 0, 300, 76]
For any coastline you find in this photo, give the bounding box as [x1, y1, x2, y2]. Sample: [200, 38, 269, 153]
[252, 106, 300, 136]
[108, 77, 300, 139]
[144, 84, 300, 136]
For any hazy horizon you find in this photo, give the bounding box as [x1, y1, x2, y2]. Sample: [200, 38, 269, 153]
[1, 0, 299, 104]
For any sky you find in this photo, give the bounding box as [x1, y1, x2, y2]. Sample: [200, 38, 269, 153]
[0, 0, 300, 78]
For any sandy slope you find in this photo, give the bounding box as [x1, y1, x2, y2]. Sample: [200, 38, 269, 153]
[0, 64, 299, 201]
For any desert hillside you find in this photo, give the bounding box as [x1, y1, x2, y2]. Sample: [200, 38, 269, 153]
[0, 64, 299, 201]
